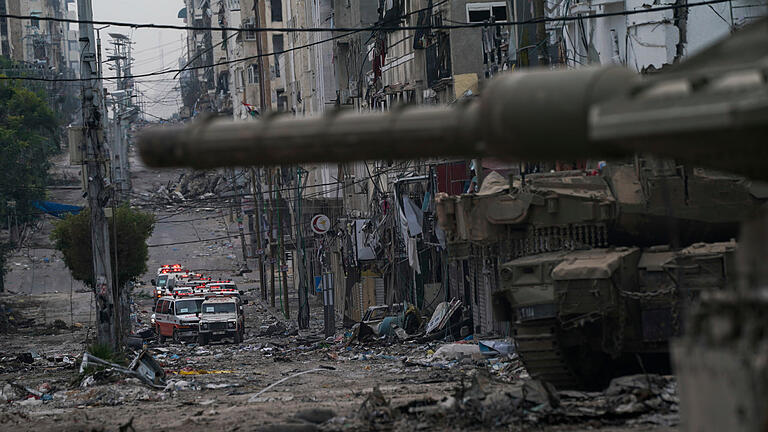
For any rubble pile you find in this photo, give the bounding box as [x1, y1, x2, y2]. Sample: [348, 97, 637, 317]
[341, 372, 679, 431]
[142, 170, 228, 204]
[0, 285, 682, 430]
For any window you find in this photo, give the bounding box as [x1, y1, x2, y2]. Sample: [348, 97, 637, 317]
[247, 63, 260, 84]
[270, 0, 283, 22]
[272, 34, 283, 78]
[276, 89, 288, 111]
[30, 18, 39, 28]
[175, 299, 202, 314]
[160, 300, 170, 314]
[242, 18, 256, 40]
[466, 2, 509, 23]
[228, 0, 241, 10]
[234, 67, 244, 88]
[204, 303, 236, 314]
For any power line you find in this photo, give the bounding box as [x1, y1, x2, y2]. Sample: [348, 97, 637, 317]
[2, 0, 734, 84]
[0, 0, 736, 35]
[0, 28, 360, 83]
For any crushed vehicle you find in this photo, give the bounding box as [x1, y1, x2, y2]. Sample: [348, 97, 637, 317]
[197, 295, 245, 345]
[153, 295, 205, 343]
[361, 303, 421, 336]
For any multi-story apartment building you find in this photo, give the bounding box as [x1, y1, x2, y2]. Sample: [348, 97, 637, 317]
[1, 0, 78, 75]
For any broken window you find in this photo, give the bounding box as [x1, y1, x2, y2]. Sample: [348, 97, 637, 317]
[271, 0, 283, 22]
[272, 34, 283, 77]
[242, 18, 256, 40]
[247, 63, 260, 84]
[426, 32, 451, 87]
[466, 2, 509, 23]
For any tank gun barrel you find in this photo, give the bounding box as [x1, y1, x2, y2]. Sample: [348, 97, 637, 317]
[140, 67, 638, 168]
[139, 102, 484, 168]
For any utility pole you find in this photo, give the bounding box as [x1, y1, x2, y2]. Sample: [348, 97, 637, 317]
[251, 168, 267, 301]
[78, 0, 117, 349]
[277, 180, 289, 318]
[295, 167, 309, 329]
[252, 0, 273, 305]
[229, 169, 250, 269]
[268, 168, 276, 307]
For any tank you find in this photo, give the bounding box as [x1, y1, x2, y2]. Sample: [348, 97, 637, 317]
[435, 157, 761, 389]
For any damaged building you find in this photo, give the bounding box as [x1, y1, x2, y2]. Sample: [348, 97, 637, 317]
[170, 0, 768, 340]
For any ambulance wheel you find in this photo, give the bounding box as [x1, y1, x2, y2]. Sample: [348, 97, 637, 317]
[172, 329, 180, 343]
[157, 327, 166, 344]
[234, 330, 242, 344]
[198, 334, 209, 345]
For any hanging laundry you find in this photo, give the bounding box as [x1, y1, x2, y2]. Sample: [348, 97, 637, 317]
[403, 196, 423, 236]
[407, 237, 421, 274]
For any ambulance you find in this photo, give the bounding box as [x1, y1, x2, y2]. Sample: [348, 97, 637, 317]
[152, 264, 188, 298]
[153, 295, 205, 343]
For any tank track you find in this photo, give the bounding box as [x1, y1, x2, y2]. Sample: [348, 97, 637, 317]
[513, 319, 580, 389]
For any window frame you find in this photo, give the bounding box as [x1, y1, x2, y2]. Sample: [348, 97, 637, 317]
[270, 0, 283, 22]
[465, 2, 509, 23]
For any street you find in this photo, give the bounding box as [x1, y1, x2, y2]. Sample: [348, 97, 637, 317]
[0, 148, 678, 431]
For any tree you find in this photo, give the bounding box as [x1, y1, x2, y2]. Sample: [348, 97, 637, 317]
[51, 206, 155, 288]
[0, 65, 61, 292]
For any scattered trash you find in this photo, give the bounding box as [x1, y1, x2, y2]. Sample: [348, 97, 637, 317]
[431, 343, 481, 361]
[170, 369, 233, 375]
[478, 340, 515, 356]
[425, 299, 462, 334]
[79, 350, 166, 388]
[164, 380, 193, 392]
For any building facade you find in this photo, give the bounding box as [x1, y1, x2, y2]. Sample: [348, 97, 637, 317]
[173, 0, 768, 335]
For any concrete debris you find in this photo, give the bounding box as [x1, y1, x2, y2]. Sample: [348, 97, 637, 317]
[293, 408, 336, 424]
[147, 171, 228, 205]
[357, 386, 397, 426]
[350, 372, 680, 430]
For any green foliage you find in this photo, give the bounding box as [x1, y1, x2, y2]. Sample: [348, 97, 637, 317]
[0, 62, 61, 292]
[51, 206, 155, 288]
[87, 342, 126, 366]
[0, 71, 60, 226]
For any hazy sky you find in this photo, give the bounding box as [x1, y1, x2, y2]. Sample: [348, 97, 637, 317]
[91, 1, 186, 120]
